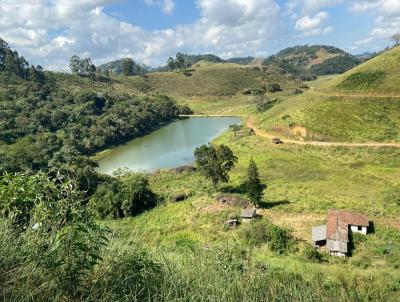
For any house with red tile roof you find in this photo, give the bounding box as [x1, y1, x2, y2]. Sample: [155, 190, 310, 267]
[312, 209, 369, 257]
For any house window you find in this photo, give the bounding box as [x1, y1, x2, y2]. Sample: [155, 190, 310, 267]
[358, 226, 362, 231]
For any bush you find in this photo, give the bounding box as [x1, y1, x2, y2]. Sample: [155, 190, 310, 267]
[340, 71, 386, 89]
[240, 219, 294, 254]
[242, 87, 265, 95]
[256, 98, 278, 112]
[89, 173, 158, 219]
[293, 88, 303, 95]
[0, 172, 109, 298]
[302, 244, 322, 262]
[178, 104, 193, 115]
[266, 83, 282, 92]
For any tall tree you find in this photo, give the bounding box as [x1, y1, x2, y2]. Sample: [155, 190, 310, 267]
[167, 56, 176, 71]
[392, 33, 400, 46]
[122, 58, 134, 76]
[70, 55, 81, 75]
[176, 52, 186, 71]
[194, 144, 238, 188]
[246, 157, 264, 207]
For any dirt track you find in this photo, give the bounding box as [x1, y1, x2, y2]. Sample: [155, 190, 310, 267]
[308, 89, 400, 99]
[246, 117, 400, 148]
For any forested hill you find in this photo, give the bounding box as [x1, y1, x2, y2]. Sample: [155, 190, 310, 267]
[0, 39, 185, 175]
[98, 54, 257, 74]
[263, 45, 360, 78]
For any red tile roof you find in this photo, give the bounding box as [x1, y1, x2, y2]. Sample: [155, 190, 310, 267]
[326, 209, 369, 242]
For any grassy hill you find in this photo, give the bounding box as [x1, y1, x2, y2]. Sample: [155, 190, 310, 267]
[319, 45, 400, 95]
[263, 45, 360, 77]
[255, 47, 400, 143]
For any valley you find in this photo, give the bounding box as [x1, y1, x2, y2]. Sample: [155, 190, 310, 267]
[0, 36, 399, 301]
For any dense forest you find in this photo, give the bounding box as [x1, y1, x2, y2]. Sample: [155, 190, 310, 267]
[0, 39, 186, 175]
[263, 44, 360, 77]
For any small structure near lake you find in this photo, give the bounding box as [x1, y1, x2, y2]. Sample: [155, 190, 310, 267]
[312, 209, 370, 257]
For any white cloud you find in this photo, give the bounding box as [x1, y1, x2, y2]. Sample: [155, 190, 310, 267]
[0, 0, 282, 70]
[145, 0, 175, 15]
[351, 0, 400, 46]
[351, 0, 400, 15]
[287, 0, 342, 15]
[294, 11, 333, 36]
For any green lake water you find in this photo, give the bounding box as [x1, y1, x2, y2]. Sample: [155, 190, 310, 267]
[97, 116, 241, 174]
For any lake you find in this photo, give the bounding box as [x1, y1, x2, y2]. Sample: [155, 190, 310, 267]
[97, 116, 241, 174]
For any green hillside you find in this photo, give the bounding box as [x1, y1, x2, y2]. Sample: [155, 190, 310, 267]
[320, 45, 400, 95]
[263, 45, 360, 77]
[256, 47, 400, 143]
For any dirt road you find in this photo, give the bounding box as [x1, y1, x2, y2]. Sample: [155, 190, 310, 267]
[246, 117, 400, 148]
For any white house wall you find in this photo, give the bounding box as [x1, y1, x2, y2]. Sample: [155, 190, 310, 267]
[350, 225, 367, 235]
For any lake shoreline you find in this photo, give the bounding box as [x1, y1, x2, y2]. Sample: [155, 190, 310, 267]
[96, 116, 242, 174]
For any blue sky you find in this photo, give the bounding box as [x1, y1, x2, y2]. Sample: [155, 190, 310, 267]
[0, 0, 399, 70]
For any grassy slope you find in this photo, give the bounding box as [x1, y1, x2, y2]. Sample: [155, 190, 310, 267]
[51, 61, 300, 115]
[255, 47, 400, 143]
[320, 45, 400, 95]
[106, 130, 400, 298]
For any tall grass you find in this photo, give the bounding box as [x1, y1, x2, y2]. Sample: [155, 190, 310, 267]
[1, 221, 398, 302]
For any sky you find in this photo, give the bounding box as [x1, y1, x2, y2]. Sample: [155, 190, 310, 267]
[0, 0, 399, 70]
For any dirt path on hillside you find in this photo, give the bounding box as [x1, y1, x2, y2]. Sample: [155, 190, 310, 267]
[246, 117, 400, 148]
[309, 89, 400, 99]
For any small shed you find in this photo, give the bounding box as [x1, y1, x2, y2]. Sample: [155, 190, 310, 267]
[241, 209, 257, 220]
[312, 225, 326, 247]
[327, 239, 348, 257]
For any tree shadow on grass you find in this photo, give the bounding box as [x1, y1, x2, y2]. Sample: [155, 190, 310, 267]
[258, 200, 290, 209]
[220, 182, 248, 194]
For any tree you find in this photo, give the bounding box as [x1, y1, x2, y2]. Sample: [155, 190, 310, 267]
[122, 58, 134, 76]
[89, 174, 158, 219]
[194, 144, 238, 188]
[176, 52, 186, 71]
[246, 158, 264, 207]
[89, 63, 96, 80]
[70, 55, 81, 75]
[167, 56, 176, 71]
[392, 33, 400, 46]
[229, 124, 241, 137]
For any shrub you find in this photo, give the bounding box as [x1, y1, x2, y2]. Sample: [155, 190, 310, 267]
[293, 88, 303, 94]
[302, 244, 322, 262]
[240, 219, 294, 254]
[266, 83, 282, 92]
[178, 104, 193, 115]
[256, 98, 278, 112]
[242, 87, 265, 95]
[0, 172, 109, 298]
[89, 174, 158, 219]
[340, 71, 386, 89]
